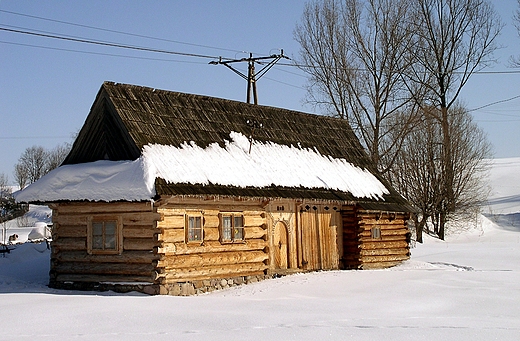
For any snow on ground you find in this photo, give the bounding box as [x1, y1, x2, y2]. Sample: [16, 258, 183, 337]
[1, 159, 520, 340]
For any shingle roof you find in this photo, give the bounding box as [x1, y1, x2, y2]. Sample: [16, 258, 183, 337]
[63, 82, 411, 211]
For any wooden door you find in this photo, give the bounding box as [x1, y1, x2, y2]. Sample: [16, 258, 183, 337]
[299, 205, 340, 271]
[273, 221, 289, 269]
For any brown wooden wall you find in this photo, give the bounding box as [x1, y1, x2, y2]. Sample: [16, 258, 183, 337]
[49, 202, 161, 286]
[49, 198, 410, 292]
[342, 206, 410, 269]
[154, 198, 269, 284]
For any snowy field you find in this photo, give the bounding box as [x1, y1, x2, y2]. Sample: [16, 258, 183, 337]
[1, 158, 519, 340]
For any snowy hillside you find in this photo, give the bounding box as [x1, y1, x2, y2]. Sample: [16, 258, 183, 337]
[1, 158, 519, 340]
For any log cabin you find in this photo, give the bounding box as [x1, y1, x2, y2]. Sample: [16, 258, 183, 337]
[15, 82, 413, 295]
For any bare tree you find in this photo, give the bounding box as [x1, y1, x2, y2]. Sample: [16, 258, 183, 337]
[46, 143, 71, 171]
[406, 0, 502, 239]
[390, 105, 491, 242]
[294, 0, 421, 173]
[14, 146, 48, 189]
[14, 143, 71, 189]
[511, 0, 520, 66]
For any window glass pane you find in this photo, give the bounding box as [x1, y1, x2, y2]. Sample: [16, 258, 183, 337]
[92, 220, 117, 251]
[234, 215, 244, 240]
[105, 221, 116, 236]
[222, 216, 232, 240]
[188, 216, 202, 241]
[105, 234, 116, 249]
[234, 227, 244, 240]
[92, 235, 103, 249]
[92, 222, 103, 236]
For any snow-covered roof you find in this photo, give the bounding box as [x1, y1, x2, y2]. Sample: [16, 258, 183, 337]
[15, 82, 411, 210]
[15, 132, 389, 203]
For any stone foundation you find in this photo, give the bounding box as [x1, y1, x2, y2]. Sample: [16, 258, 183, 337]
[49, 274, 270, 296]
[151, 274, 270, 296]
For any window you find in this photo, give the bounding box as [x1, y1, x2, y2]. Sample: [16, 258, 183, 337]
[186, 215, 203, 242]
[87, 216, 122, 254]
[221, 213, 244, 242]
[371, 226, 381, 239]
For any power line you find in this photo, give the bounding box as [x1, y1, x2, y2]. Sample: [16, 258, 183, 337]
[0, 40, 207, 64]
[0, 26, 223, 60]
[0, 9, 244, 54]
[469, 94, 520, 112]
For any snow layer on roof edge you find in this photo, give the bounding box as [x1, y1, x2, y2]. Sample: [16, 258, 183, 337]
[14, 159, 154, 203]
[15, 132, 388, 203]
[143, 131, 388, 200]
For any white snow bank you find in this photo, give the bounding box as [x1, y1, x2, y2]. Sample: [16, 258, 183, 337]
[484, 157, 520, 214]
[15, 132, 388, 203]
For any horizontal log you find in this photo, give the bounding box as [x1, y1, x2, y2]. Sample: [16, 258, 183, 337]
[158, 207, 188, 215]
[54, 273, 154, 284]
[160, 262, 267, 282]
[54, 225, 86, 238]
[56, 202, 154, 214]
[202, 209, 220, 216]
[360, 254, 410, 263]
[53, 250, 158, 264]
[158, 228, 185, 243]
[157, 196, 265, 208]
[53, 262, 154, 277]
[51, 238, 86, 251]
[244, 215, 266, 227]
[359, 241, 409, 250]
[54, 212, 160, 227]
[124, 238, 157, 251]
[123, 226, 157, 239]
[157, 250, 268, 269]
[361, 260, 406, 269]
[360, 223, 408, 231]
[157, 215, 185, 229]
[157, 239, 267, 255]
[359, 248, 410, 257]
[55, 215, 88, 226]
[358, 216, 407, 224]
[359, 229, 410, 238]
[204, 227, 219, 241]
[204, 215, 219, 228]
[244, 226, 267, 239]
[360, 235, 408, 243]
[122, 212, 162, 225]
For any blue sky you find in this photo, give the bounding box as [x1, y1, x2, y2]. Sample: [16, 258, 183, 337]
[1, 0, 519, 185]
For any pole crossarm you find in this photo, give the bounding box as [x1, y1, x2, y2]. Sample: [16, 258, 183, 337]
[209, 50, 290, 104]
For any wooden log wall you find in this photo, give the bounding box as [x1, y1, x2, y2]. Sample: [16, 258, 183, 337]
[341, 206, 363, 269]
[341, 206, 411, 269]
[155, 200, 268, 284]
[49, 202, 161, 286]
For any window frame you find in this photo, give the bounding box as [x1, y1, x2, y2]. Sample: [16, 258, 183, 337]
[87, 215, 123, 255]
[371, 226, 382, 239]
[185, 214, 204, 244]
[220, 212, 245, 243]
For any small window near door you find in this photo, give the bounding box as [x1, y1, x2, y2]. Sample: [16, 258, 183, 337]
[88, 217, 122, 254]
[371, 226, 381, 239]
[220, 213, 244, 243]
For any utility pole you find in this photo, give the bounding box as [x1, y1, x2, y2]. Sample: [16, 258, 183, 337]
[210, 50, 289, 105]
